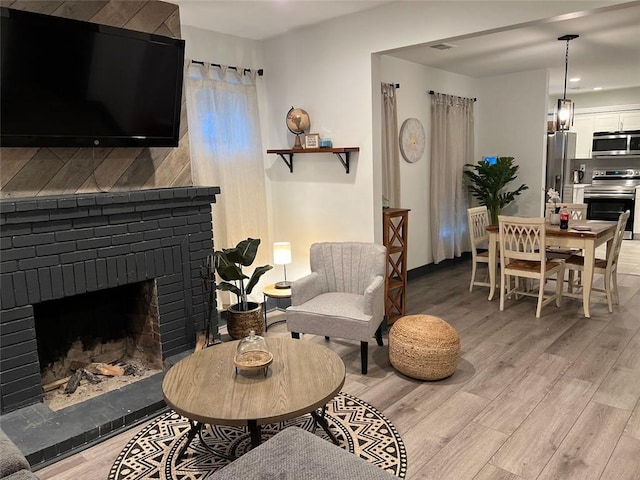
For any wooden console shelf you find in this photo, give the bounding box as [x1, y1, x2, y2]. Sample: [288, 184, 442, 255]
[383, 208, 410, 325]
[266, 147, 359, 174]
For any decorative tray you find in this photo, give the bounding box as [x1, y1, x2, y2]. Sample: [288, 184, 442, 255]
[233, 351, 274, 371]
[571, 225, 592, 231]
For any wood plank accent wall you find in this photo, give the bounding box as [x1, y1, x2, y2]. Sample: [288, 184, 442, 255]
[0, 0, 192, 199]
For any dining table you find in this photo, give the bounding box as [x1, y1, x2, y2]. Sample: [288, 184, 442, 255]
[486, 220, 618, 318]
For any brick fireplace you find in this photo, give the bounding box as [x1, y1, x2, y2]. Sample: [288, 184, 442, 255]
[0, 186, 220, 413]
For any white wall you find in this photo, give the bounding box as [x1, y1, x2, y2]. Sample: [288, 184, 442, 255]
[476, 69, 550, 218]
[380, 55, 477, 268]
[179, 1, 622, 279]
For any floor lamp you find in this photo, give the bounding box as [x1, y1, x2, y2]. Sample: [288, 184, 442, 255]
[273, 242, 292, 289]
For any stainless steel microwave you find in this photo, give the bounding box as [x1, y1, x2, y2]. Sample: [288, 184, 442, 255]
[592, 130, 640, 156]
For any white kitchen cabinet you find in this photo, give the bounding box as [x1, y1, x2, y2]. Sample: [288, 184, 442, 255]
[571, 115, 595, 158]
[594, 114, 621, 132]
[621, 112, 640, 130]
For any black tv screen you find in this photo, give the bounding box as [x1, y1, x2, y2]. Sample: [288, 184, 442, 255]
[0, 7, 185, 147]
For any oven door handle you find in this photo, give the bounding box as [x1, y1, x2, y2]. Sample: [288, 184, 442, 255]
[584, 192, 635, 200]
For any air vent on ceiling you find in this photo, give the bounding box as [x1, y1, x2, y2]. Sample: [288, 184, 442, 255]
[430, 43, 457, 50]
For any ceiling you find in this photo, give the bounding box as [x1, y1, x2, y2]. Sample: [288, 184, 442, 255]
[170, 1, 640, 96]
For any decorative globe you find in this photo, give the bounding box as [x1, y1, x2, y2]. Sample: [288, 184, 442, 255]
[286, 107, 310, 134]
[286, 107, 310, 149]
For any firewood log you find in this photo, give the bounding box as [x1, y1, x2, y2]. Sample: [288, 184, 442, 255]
[64, 369, 83, 394]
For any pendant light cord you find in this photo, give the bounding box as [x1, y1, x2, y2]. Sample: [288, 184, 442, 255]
[563, 40, 569, 101]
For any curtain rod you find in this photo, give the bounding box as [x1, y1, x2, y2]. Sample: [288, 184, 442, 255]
[191, 59, 264, 76]
[428, 90, 476, 102]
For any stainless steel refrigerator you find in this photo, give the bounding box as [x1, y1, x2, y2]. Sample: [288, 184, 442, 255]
[545, 131, 577, 203]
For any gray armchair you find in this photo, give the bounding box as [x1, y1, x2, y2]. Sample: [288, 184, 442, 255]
[286, 242, 387, 374]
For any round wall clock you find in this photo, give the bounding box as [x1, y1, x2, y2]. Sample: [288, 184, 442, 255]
[399, 118, 425, 163]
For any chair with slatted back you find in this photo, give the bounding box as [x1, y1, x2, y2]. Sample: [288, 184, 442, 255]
[565, 210, 630, 312]
[467, 206, 493, 292]
[545, 203, 588, 260]
[499, 215, 564, 318]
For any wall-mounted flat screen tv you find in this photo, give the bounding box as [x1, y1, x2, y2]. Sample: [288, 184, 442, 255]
[0, 7, 185, 147]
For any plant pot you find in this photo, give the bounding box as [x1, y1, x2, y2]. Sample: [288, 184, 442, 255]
[227, 302, 264, 340]
[549, 213, 560, 225]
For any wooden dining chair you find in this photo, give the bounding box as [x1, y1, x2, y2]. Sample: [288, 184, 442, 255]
[565, 210, 630, 312]
[467, 206, 492, 292]
[545, 203, 588, 261]
[499, 215, 564, 318]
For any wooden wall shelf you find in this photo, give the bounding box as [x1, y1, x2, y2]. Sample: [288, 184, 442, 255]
[266, 147, 359, 173]
[383, 208, 410, 325]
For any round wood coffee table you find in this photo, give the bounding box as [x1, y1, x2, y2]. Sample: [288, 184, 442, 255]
[162, 337, 345, 458]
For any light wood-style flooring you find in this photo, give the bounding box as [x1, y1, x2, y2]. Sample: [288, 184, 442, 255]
[37, 253, 640, 480]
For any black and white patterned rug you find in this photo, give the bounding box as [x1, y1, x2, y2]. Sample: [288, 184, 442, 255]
[109, 392, 407, 479]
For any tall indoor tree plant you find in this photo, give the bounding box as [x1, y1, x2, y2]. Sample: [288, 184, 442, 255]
[214, 238, 272, 339]
[464, 156, 528, 224]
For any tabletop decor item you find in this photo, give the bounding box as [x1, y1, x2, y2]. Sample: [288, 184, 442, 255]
[547, 188, 562, 224]
[214, 238, 272, 339]
[464, 156, 528, 225]
[234, 330, 273, 376]
[286, 107, 310, 150]
[399, 117, 425, 163]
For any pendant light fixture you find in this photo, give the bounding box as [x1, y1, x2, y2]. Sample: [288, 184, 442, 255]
[556, 34, 579, 131]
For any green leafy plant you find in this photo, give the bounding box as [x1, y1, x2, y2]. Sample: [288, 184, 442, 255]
[464, 156, 528, 224]
[213, 238, 272, 312]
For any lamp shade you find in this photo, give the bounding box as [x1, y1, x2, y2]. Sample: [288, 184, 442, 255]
[273, 242, 292, 265]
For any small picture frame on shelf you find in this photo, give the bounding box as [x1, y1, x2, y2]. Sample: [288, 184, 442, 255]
[304, 133, 320, 149]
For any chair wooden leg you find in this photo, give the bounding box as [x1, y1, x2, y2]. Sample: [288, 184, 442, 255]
[555, 268, 563, 308]
[500, 271, 506, 311]
[536, 278, 544, 318]
[612, 269, 620, 306]
[470, 259, 477, 292]
[291, 332, 300, 339]
[360, 342, 368, 374]
[604, 269, 614, 313]
[568, 270, 575, 293]
[375, 324, 383, 346]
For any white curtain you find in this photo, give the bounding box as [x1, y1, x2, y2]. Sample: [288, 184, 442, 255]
[381, 83, 401, 207]
[185, 61, 270, 304]
[430, 93, 474, 263]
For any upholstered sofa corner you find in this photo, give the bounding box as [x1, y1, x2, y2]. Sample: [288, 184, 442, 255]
[0, 429, 39, 480]
[211, 426, 399, 479]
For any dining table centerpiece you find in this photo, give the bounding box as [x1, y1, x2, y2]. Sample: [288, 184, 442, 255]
[547, 187, 561, 224]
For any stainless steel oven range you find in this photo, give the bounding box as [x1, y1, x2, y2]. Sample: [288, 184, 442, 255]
[584, 169, 638, 239]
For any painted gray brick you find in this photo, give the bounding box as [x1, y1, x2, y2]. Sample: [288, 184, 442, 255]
[106, 258, 118, 286]
[173, 225, 200, 237]
[71, 215, 108, 228]
[97, 245, 130, 258]
[187, 213, 212, 225]
[57, 198, 78, 209]
[76, 196, 97, 207]
[127, 220, 159, 233]
[35, 198, 57, 210]
[96, 259, 108, 290]
[128, 191, 147, 203]
[160, 236, 185, 248]
[18, 255, 59, 271]
[12, 272, 28, 306]
[49, 208, 90, 221]
[76, 237, 111, 250]
[25, 270, 40, 304]
[84, 260, 98, 292]
[102, 204, 135, 216]
[109, 212, 142, 225]
[1, 246, 36, 261]
[55, 228, 94, 242]
[163, 248, 174, 275]
[36, 241, 76, 257]
[112, 233, 143, 246]
[143, 229, 171, 241]
[135, 253, 146, 279]
[96, 193, 129, 205]
[141, 210, 169, 221]
[0, 224, 32, 237]
[116, 256, 127, 283]
[32, 219, 73, 234]
[1, 260, 19, 274]
[5, 211, 49, 224]
[0, 305, 32, 323]
[159, 217, 186, 228]
[0, 201, 17, 214]
[60, 251, 96, 264]
[73, 263, 86, 295]
[154, 250, 165, 276]
[125, 254, 136, 282]
[131, 239, 162, 253]
[94, 224, 127, 237]
[0, 274, 16, 309]
[37, 268, 53, 302]
[0, 237, 11, 249]
[15, 200, 38, 212]
[62, 264, 75, 297]
[144, 191, 161, 201]
[13, 233, 56, 247]
[145, 251, 156, 278]
[50, 266, 64, 299]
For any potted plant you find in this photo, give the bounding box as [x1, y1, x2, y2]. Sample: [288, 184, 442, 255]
[214, 238, 272, 340]
[464, 156, 528, 224]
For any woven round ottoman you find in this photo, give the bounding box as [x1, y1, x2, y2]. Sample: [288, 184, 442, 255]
[389, 314, 460, 380]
